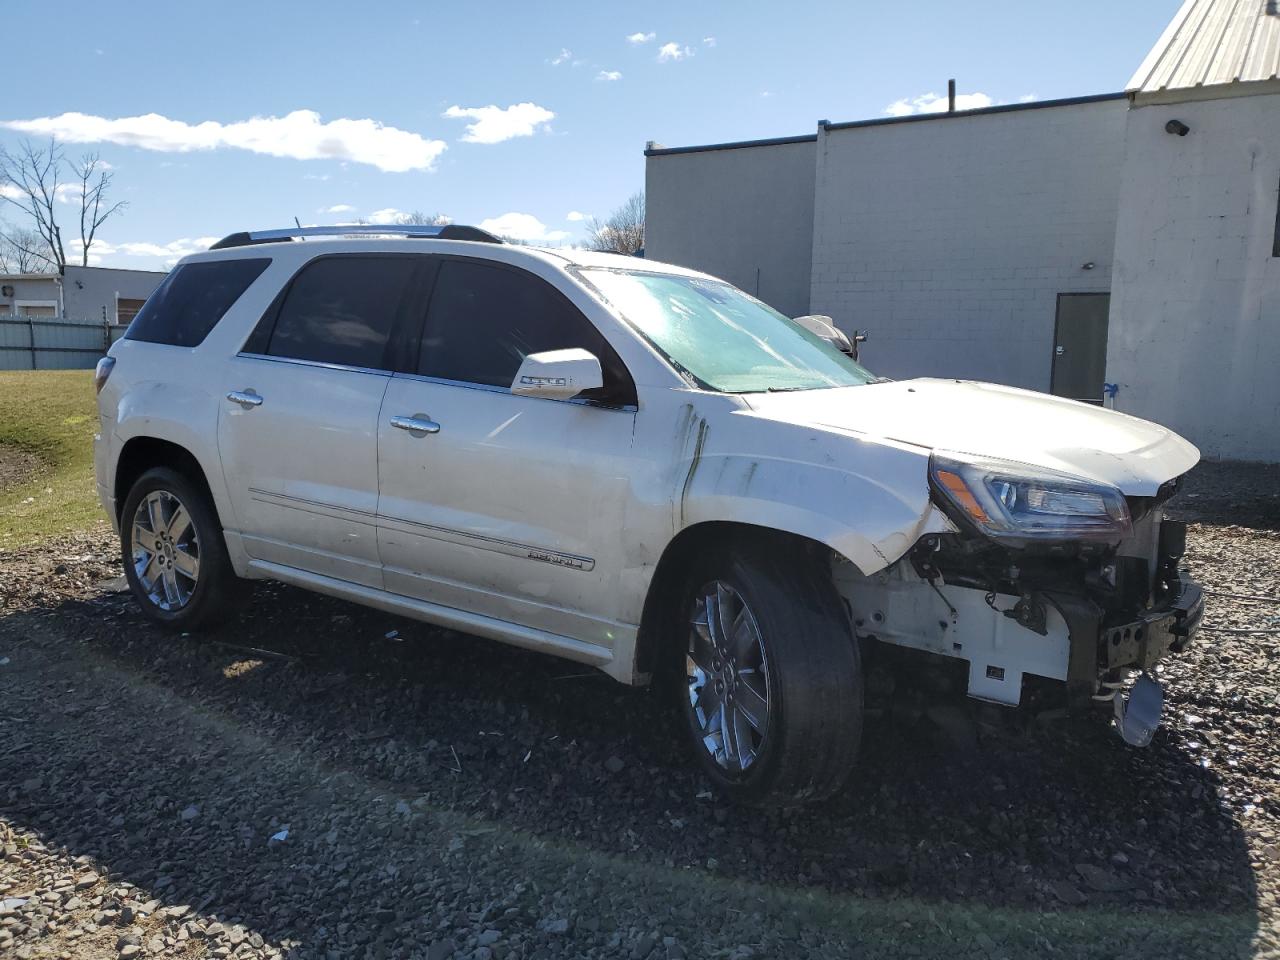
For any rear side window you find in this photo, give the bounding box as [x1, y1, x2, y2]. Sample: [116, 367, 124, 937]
[417, 259, 634, 403]
[125, 258, 269, 347]
[257, 256, 422, 369]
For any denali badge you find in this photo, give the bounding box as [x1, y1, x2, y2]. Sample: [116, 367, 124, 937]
[527, 548, 593, 571]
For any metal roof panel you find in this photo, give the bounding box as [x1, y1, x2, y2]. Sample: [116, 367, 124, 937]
[1129, 0, 1280, 93]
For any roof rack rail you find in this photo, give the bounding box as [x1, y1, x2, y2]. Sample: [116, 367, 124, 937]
[208, 224, 503, 251]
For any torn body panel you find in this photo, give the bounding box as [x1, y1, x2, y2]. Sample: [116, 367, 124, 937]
[833, 506, 1205, 727]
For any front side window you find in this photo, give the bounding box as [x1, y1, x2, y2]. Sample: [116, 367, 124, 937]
[125, 258, 269, 347]
[578, 268, 874, 393]
[417, 259, 633, 402]
[262, 256, 422, 369]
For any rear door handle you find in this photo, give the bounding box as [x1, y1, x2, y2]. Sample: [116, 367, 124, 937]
[227, 389, 263, 408]
[390, 414, 440, 435]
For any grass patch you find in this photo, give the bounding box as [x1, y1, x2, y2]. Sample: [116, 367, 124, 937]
[0, 369, 107, 546]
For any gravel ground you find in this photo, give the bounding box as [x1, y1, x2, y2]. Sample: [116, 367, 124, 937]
[1, 464, 1279, 959]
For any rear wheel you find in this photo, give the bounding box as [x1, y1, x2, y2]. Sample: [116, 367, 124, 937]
[671, 536, 863, 806]
[120, 467, 240, 630]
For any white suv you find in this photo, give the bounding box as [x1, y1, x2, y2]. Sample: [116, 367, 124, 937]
[94, 224, 1205, 805]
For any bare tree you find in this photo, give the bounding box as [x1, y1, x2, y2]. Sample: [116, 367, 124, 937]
[0, 139, 125, 274]
[0, 224, 56, 273]
[0, 139, 66, 272]
[401, 210, 450, 226]
[72, 153, 126, 267]
[349, 211, 448, 227]
[585, 192, 644, 255]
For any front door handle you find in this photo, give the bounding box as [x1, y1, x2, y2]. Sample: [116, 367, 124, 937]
[390, 414, 441, 435]
[227, 389, 263, 408]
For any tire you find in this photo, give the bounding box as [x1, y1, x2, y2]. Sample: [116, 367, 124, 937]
[119, 466, 241, 631]
[668, 535, 863, 806]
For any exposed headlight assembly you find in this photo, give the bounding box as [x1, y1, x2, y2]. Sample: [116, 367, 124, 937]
[929, 453, 1131, 545]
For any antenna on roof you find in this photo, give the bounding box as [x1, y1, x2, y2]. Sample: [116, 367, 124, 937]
[294, 216, 303, 228]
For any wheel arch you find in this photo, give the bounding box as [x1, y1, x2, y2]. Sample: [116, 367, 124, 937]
[632, 520, 846, 681]
[114, 436, 220, 528]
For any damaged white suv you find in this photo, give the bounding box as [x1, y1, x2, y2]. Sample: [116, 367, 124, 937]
[94, 224, 1205, 805]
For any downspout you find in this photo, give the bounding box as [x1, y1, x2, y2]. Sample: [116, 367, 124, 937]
[53, 275, 64, 318]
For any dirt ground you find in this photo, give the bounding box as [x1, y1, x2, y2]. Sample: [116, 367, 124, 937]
[0, 446, 43, 495]
[1, 463, 1279, 959]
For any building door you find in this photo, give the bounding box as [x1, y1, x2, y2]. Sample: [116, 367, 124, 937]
[1051, 293, 1110, 404]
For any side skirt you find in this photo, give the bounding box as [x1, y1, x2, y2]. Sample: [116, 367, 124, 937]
[246, 558, 616, 673]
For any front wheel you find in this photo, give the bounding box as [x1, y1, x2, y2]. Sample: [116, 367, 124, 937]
[120, 466, 241, 631]
[671, 537, 863, 806]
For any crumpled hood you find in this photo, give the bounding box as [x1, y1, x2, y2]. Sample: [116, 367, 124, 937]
[743, 378, 1200, 495]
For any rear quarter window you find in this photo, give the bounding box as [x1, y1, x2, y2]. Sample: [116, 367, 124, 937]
[125, 258, 270, 347]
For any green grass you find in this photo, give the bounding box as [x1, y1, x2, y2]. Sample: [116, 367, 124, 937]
[0, 369, 107, 546]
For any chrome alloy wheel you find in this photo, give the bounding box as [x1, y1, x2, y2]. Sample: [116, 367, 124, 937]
[686, 581, 772, 773]
[130, 490, 201, 611]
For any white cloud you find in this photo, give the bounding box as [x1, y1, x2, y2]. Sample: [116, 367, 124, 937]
[550, 48, 572, 66]
[0, 182, 81, 204]
[368, 207, 406, 224]
[442, 103, 555, 144]
[478, 212, 569, 244]
[596, 70, 622, 82]
[657, 42, 693, 62]
[0, 110, 448, 173]
[566, 210, 588, 222]
[71, 236, 220, 264]
[702, 36, 717, 47]
[626, 32, 655, 44]
[322, 203, 355, 214]
[1018, 93, 1038, 103]
[883, 91, 997, 117]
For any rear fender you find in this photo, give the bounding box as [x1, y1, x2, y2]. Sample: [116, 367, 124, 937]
[110, 379, 248, 572]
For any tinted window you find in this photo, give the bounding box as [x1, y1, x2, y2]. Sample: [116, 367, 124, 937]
[418, 260, 633, 402]
[125, 258, 269, 347]
[264, 256, 421, 369]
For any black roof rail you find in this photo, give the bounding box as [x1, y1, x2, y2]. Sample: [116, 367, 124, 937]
[208, 224, 503, 251]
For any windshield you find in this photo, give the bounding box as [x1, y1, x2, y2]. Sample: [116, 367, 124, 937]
[577, 268, 875, 393]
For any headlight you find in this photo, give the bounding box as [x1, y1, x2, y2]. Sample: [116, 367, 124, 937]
[929, 453, 1131, 545]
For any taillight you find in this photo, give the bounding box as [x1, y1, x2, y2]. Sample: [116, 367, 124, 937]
[94, 356, 116, 394]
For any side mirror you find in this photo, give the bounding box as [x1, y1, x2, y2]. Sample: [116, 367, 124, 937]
[793, 314, 854, 357]
[510, 348, 604, 400]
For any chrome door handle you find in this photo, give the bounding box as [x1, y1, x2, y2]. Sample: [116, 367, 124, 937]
[390, 414, 440, 435]
[227, 389, 263, 408]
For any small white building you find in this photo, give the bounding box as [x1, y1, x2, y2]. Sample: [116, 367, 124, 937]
[0, 264, 167, 324]
[645, 0, 1280, 461]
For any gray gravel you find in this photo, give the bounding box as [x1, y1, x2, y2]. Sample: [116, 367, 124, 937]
[1, 462, 1279, 959]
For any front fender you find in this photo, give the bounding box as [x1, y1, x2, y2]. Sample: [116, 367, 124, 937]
[678, 445, 954, 575]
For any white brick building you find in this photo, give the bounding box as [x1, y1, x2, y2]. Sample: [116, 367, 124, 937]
[645, 0, 1280, 461]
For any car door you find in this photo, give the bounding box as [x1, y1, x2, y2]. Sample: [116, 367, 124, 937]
[376, 256, 638, 648]
[217, 254, 429, 588]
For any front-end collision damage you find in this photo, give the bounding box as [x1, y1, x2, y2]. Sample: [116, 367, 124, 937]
[832, 470, 1205, 745]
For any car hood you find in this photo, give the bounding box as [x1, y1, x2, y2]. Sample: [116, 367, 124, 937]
[742, 378, 1199, 495]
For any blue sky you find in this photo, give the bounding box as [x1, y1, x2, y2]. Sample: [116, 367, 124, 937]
[2, 0, 1180, 270]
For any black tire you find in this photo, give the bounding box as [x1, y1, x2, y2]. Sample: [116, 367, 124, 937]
[119, 466, 241, 631]
[668, 534, 863, 806]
